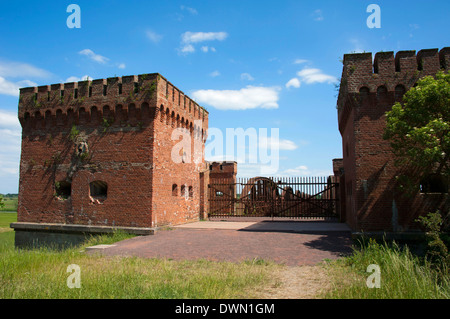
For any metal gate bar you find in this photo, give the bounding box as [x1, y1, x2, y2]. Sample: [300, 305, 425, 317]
[208, 176, 339, 219]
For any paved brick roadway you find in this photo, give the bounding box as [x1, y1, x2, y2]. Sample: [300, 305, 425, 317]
[87, 221, 354, 266]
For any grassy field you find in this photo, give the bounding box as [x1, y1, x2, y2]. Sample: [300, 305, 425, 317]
[325, 239, 450, 299]
[0, 213, 279, 299]
[1, 212, 449, 299]
[0, 194, 18, 212]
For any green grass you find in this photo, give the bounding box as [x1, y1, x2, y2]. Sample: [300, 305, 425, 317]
[0, 224, 277, 299]
[0, 195, 18, 212]
[3, 211, 448, 299]
[324, 239, 450, 299]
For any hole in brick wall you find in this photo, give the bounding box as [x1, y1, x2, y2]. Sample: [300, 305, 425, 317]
[417, 58, 423, 71]
[55, 181, 71, 200]
[118, 83, 123, 95]
[90, 181, 108, 201]
[166, 109, 170, 125]
[172, 184, 178, 196]
[74, 88, 78, 99]
[60, 90, 64, 98]
[160, 105, 164, 122]
[134, 82, 139, 94]
[47, 92, 50, 101]
[420, 175, 448, 194]
[89, 86, 92, 97]
[103, 85, 107, 96]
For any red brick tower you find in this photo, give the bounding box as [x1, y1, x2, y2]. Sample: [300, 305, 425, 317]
[337, 47, 450, 232]
[14, 73, 208, 246]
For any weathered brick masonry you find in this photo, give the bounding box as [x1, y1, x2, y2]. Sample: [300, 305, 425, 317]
[16, 73, 208, 236]
[337, 47, 450, 232]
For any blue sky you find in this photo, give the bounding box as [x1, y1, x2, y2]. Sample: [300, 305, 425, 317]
[0, 0, 449, 193]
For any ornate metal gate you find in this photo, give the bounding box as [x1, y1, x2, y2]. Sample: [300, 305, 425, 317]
[208, 176, 339, 219]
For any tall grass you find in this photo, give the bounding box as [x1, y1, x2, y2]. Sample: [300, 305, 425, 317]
[325, 239, 450, 299]
[0, 229, 276, 299]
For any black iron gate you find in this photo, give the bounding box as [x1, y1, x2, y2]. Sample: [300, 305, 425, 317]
[208, 176, 339, 219]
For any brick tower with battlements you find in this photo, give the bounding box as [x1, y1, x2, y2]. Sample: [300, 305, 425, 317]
[13, 73, 208, 247]
[337, 47, 450, 232]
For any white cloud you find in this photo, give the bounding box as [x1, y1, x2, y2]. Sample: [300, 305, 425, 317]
[240, 73, 254, 81]
[118, 63, 126, 69]
[181, 44, 195, 53]
[146, 30, 163, 43]
[79, 49, 109, 64]
[182, 31, 228, 44]
[0, 77, 36, 97]
[192, 86, 280, 111]
[0, 109, 20, 129]
[65, 75, 90, 83]
[0, 61, 51, 78]
[0, 109, 21, 191]
[296, 68, 337, 84]
[259, 136, 298, 151]
[0, 60, 50, 96]
[201, 46, 216, 53]
[180, 31, 227, 54]
[294, 59, 308, 65]
[285, 78, 301, 89]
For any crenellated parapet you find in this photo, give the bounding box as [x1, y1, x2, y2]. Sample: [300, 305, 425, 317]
[18, 73, 209, 137]
[337, 47, 450, 133]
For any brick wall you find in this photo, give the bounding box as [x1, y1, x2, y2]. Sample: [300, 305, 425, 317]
[17, 73, 208, 229]
[337, 47, 450, 232]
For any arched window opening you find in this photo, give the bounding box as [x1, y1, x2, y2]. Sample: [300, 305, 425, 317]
[172, 184, 178, 196]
